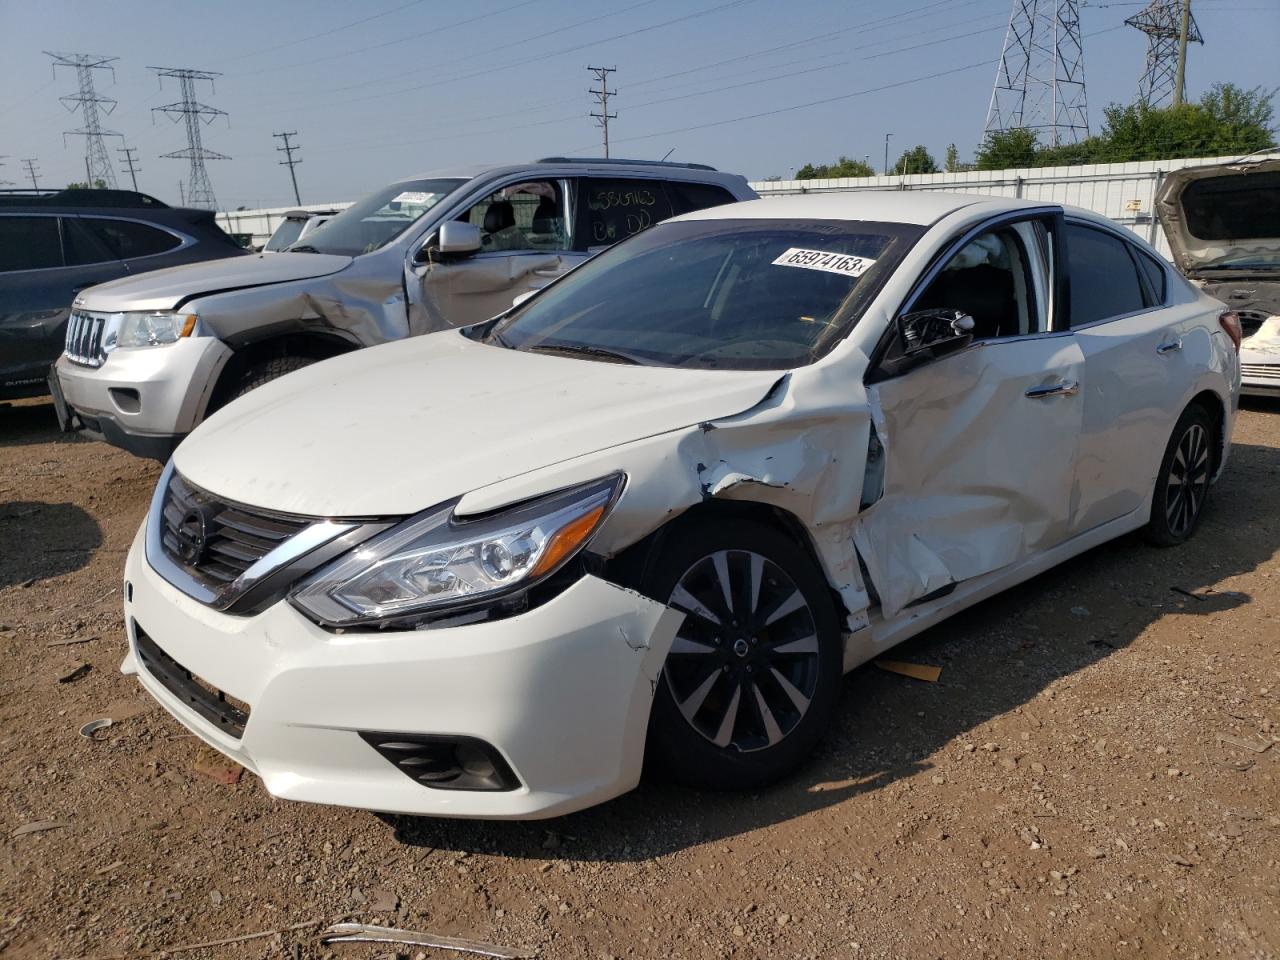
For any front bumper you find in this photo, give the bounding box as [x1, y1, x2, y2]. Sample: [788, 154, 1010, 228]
[121, 525, 681, 819]
[53, 337, 231, 459]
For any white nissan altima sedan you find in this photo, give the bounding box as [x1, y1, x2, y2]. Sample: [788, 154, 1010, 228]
[121, 192, 1241, 819]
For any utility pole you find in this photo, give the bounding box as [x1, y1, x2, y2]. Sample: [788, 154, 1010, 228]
[46, 52, 123, 189]
[1173, 0, 1192, 106]
[1126, 0, 1202, 107]
[588, 65, 617, 158]
[22, 158, 41, 189]
[118, 145, 141, 191]
[150, 66, 230, 210]
[273, 131, 302, 205]
[883, 133, 892, 175]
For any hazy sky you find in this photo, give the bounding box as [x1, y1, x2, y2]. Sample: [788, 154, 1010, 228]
[2, 0, 1276, 210]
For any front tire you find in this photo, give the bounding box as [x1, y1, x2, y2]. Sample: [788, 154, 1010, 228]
[1144, 403, 1215, 546]
[643, 517, 843, 790]
[229, 355, 317, 400]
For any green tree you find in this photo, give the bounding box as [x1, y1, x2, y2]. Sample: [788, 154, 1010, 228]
[794, 155, 875, 180]
[975, 127, 1040, 169]
[944, 143, 959, 172]
[894, 144, 939, 175]
[66, 179, 108, 189]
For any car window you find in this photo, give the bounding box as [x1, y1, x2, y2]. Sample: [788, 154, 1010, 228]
[582, 178, 675, 249]
[298, 178, 464, 256]
[61, 218, 118, 266]
[490, 218, 920, 370]
[1065, 223, 1146, 326]
[0, 216, 64, 272]
[913, 225, 1042, 338]
[265, 217, 306, 252]
[1133, 247, 1167, 305]
[83, 218, 182, 260]
[457, 180, 570, 253]
[666, 181, 738, 216]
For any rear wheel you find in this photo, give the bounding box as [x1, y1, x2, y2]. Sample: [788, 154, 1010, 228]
[643, 518, 842, 789]
[228, 355, 316, 401]
[1144, 404, 1215, 546]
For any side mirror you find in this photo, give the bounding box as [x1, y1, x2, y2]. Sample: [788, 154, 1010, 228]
[897, 308, 975, 356]
[437, 220, 482, 257]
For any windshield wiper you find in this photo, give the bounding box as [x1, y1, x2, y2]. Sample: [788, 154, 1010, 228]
[525, 343, 641, 365]
[289, 244, 322, 254]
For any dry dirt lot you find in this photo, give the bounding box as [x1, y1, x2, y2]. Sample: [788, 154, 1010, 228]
[1, 396, 1278, 960]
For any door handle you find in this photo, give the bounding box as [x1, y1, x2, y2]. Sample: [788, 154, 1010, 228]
[1025, 379, 1079, 399]
[531, 266, 563, 277]
[1156, 337, 1183, 354]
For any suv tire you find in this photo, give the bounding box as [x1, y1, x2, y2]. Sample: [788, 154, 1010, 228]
[229, 355, 317, 401]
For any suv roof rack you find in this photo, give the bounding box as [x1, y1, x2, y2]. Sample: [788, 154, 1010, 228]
[536, 156, 718, 172]
[0, 188, 169, 209]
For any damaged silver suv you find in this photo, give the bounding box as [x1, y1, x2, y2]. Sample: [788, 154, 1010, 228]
[51, 158, 754, 459]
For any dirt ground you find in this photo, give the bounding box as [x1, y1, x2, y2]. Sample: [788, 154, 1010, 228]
[1, 395, 1278, 960]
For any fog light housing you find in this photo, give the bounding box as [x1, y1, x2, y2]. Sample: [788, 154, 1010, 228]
[359, 732, 519, 792]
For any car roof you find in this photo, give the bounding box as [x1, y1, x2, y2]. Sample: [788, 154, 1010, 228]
[400, 159, 746, 187]
[673, 191, 1048, 226]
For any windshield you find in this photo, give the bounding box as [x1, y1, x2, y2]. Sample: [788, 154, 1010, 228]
[489, 218, 919, 370]
[292, 178, 465, 256]
[264, 217, 306, 252]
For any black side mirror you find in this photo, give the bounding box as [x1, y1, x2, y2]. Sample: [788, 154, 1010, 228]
[897, 308, 975, 356]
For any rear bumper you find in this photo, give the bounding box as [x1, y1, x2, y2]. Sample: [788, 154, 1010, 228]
[120, 524, 682, 819]
[53, 337, 230, 457]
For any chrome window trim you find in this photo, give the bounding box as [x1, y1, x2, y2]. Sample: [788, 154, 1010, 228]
[144, 460, 362, 612]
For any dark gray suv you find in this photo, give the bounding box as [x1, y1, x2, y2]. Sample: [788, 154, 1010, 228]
[0, 189, 246, 401]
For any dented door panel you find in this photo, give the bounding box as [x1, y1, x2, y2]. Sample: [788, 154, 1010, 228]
[414, 252, 584, 330]
[854, 336, 1085, 617]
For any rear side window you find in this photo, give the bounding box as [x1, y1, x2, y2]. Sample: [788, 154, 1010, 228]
[83, 218, 182, 260]
[1133, 248, 1168, 305]
[581, 178, 675, 249]
[0, 216, 64, 271]
[1065, 223, 1146, 327]
[61, 218, 117, 266]
[667, 181, 738, 215]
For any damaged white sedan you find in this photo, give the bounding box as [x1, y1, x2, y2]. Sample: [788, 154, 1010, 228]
[121, 192, 1241, 819]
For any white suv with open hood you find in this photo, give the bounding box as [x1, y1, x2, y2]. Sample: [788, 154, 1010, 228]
[121, 192, 1238, 819]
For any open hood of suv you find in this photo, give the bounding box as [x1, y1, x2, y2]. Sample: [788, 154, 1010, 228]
[78, 251, 353, 313]
[1157, 157, 1280, 277]
[174, 331, 783, 517]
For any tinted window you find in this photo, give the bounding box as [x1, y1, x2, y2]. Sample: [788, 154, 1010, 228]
[1134, 248, 1167, 305]
[667, 181, 737, 216]
[0, 216, 63, 271]
[84, 218, 182, 259]
[1066, 223, 1145, 326]
[582, 178, 675, 249]
[61, 218, 117, 266]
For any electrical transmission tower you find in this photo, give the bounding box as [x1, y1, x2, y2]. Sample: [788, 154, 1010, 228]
[22, 159, 41, 189]
[118, 145, 141, 192]
[273, 132, 302, 205]
[46, 51, 123, 189]
[1125, 0, 1202, 107]
[588, 65, 617, 158]
[149, 66, 229, 209]
[0, 156, 10, 186]
[985, 1, 1090, 147]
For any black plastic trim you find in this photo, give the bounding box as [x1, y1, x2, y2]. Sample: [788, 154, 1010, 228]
[133, 621, 250, 738]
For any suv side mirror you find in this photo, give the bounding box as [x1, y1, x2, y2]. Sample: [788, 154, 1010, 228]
[897, 308, 975, 356]
[437, 220, 482, 257]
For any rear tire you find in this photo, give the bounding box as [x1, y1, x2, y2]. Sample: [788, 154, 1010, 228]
[643, 517, 843, 790]
[229, 355, 316, 401]
[1143, 403, 1216, 547]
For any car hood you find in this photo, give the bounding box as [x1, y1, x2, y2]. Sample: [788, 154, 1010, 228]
[174, 331, 784, 517]
[78, 251, 353, 313]
[1157, 157, 1280, 277]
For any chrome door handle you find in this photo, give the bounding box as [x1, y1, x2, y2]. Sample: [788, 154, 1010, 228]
[1156, 337, 1183, 354]
[1025, 379, 1079, 399]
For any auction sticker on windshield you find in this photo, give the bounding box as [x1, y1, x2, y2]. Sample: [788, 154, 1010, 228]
[392, 191, 438, 204]
[772, 248, 876, 278]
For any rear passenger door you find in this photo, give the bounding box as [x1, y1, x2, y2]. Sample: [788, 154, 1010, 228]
[1065, 220, 1199, 533]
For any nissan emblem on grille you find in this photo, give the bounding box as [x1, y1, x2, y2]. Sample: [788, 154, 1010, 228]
[175, 506, 214, 564]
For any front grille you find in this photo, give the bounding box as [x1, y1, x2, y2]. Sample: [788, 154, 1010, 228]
[1241, 363, 1280, 380]
[161, 470, 311, 588]
[65, 310, 109, 367]
[134, 622, 251, 738]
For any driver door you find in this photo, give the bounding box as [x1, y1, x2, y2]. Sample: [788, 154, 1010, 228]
[853, 214, 1085, 617]
[412, 179, 584, 331]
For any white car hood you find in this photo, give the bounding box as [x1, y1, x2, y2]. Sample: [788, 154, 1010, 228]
[78, 251, 353, 313]
[175, 332, 783, 517]
[1156, 157, 1280, 276]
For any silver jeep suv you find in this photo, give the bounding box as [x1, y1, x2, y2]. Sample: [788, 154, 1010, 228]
[52, 158, 755, 459]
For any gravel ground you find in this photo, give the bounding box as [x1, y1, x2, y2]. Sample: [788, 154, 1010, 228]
[1, 395, 1278, 960]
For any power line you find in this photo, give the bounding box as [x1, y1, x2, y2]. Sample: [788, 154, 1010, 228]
[221, 0, 433, 64]
[22, 158, 41, 189]
[150, 67, 229, 210]
[46, 51, 122, 189]
[588, 66, 617, 158]
[1126, 0, 1203, 106]
[117, 145, 141, 192]
[273, 131, 302, 206]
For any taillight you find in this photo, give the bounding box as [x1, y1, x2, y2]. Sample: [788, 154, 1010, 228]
[1219, 310, 1242, 353]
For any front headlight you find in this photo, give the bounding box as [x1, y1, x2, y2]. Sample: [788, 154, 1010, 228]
[103, 311, 197, 350]
[291, 474, 624, 626]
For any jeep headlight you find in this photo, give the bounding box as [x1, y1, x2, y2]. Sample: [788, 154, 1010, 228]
[291, 474, 623, 626]
[104, 311, 197, 350]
